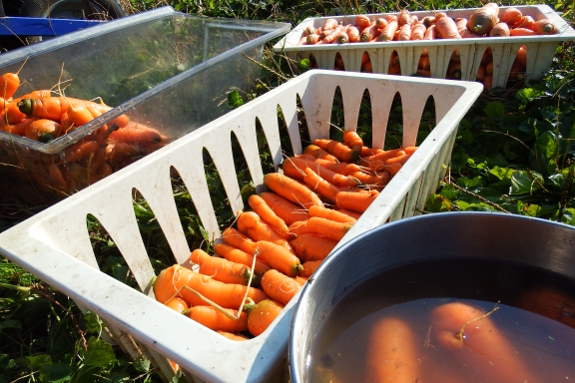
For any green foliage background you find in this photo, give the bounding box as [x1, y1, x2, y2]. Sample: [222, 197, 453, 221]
[1, 0, 574, 382]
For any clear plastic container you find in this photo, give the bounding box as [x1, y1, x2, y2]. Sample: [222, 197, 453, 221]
[0, 70, 483, 383]
[0, 6, 290, 203]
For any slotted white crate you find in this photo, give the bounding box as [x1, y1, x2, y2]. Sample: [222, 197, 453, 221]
[0, 71, 482, 383]
[274, 5, 575, 89]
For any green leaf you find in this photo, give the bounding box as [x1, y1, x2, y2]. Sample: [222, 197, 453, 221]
[133, 358, 151, 372]
[83, 312, 103, 334]
[484, 102, 505, 120]
[516, 86, 545, 105]
[226, 90, 244, 109]
[439, 184, 459, 200]
[79, 337, 117, 368]
[169, 370, 186, 383]
[0, 355, 15, 370]
[109, 370, 130, 383]
[548, 173, 565, 190]
[299, 58, 310, 70]
[523, 204, 542, 217]
[0, 320, 22, 330]
[39, 363, 73, 383]
[510, 170, 541, 195]
[532, 130, 558, 174]
[16, 355, 51, 369]
[488, 166, 513, 181]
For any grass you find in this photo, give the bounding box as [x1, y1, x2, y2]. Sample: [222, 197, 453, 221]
[1, 0, 575, 382]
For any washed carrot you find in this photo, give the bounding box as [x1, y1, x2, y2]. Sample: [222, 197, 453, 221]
[384, 14, 397, 23]
[288, 220, 316, 238]
[360, 23, 380, 42]
[378, 20, 398, 41]
[4, 118, 33, 136]
[323, 25, 345, 44]
[483, 75, 493, 91]
[153, 264, 266, 309]
[303, 144, 339, 162]
[188, 305, 248, 332]
[421, 16, 434, 28]
[25, 119, 63, 142]
[190, 249, 253, 286]
[409, 15, 418, 27]
[476, 64, 486, 81]
[3, 103, 26, 124]
[397, 23, 411, 41]
[365, 317, 420, 382]
[346, 26, 361, 43]
[423, 24, 436, 39]
[481, 48, 493, 63]
[410, 23, 426, 40]
[418, 54, 430, 70]
[248, 194, 289, 237]
[455, 18, 468, 36]
[300, 259, 323, 278]
[302, 167, 340, 203]
[398, 9, 410, 26]
[165, 297, 189, 314]
[216, 330, 249, 341]
[532, 19, 557, 35]
[306, 34, 320, 45]
[513, 15, 534, 30]
[221, 227, 258, 255]
[237, 211, 292, 250]
[214, 243, 271, 277]
[351, 171, 390, 187]
[375, 18, 388, 29]
[258, 191, 310, 226]
[67, 104, 95, 127]
[246, 298, 284, 337]
[356, 15, 371, 29]
[338, 208, 362, 220]
[501, 7, 522, 26]
[489, 22, 510, 37]
[294, 276, 308, 286]
[509, 27, 537, 36]
[323, 18, 338, 30]
[313, 157, 364, 176]
[467, 3, 499, 35]
[366, 147, 415, 164]
[314, 138, 359, 163]
[0, 73, 20, 99]
[435, 16, 461, 39]
[515, 45, 527, 67]
[255, 240, 302, 277]
[64, 139, 99, 163]
[285, 156, 358, 187]
[290, 233, 337, 262]
[336, 189, 379, 213]
[434, 12, 447, 23]
[308, 205, 356, 223]
[431, 302, 538, 382]
[306, 216, 352, 242]
[260, 269, 302, 306]
[264, 172, 324, 208]
[447, 61, 462, 79]
[303, 25, 315, 36]
[485, 60, 493, 75]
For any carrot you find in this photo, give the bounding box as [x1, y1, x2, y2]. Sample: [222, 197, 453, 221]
[409, 15, 418, 27]
[306, 34, 320, 45]
[323, 18, 338, 30]
[260, 269, 302, 306]
[483, 48, 495, 65]
[378, 20, 398, 41]
[366, 147, 414, 164]
[246, 298, 284, 337]
[467, 3, 499, 36]
[508, 63, 525, 80]
[421, 16, 434, 28]
[214, 243, 271, 277]
[216, 330, 249, 341]
[455, 18, 468, 36]
[435, 16, 461, 39]
[410, 23, 426, 40]
[375, 18, 388, 29]
[510, 27, 537, 36]
[431, 302, 538, 382]
[258, 191, 310, 226]
[190, 249, 253, 286]
[351, 170, 390, 187]
[299, 259, 322, 278]
[418, 54, 430, 70]
[264, 172, 324, 208]
[67, 104, 95, 127]
[221, 227, 258, 255]
[165, 297, 189, 314]
[313, 157, 363, 176]
[338, 208, 362, 220]
[356, 15, 371, 29]
[396, 23, 411, 41]
[514, 15, 535, 30]
[365, 317, 420, 382]
[489, 22, 510, 37]
[0, 72, 19, 99]
[188, 305, 248, 332]
[483, 75, 493, 91]
[532, 19, 557, 35]
[237, 211, 292, 251]
[64, 139, 99, 163]
[398, 9, 410, 26]
[255, 240, 302, 277]
[308, 205, 356, 223]
[288, 220, 316, 238]
[314, 138, 359, 163]
[305, 216, 352, 242]
[290, 233, 337, 262]
[447, 61, 462, 80]
[485, 60, 493, 75]
[416, 69, 431, 77]
[359, 23, 379, 43]
[4, 118, 33, 136]
[248, 194, 289, 237]
[423, 24, 436, 40]
[501, 7, 522, 26]
[294, 276, 308, 286]
[301, 167, 340, 203]
[323, 25, 346, 44]
[335, 189, 379, 213]
[346, 25, 361, 43]
[384, 14, 397, 23]
[24, 119, 63, 142]
[476, 64, 486, 81]
[303, 144, 339, 162]
[153, 264, 266, 309]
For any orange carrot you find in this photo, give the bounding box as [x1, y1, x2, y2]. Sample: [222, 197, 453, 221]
[447, 61, 462, 80]
[3, 118, 32, 136]
[190, 249, 253, 285]
[476, 64, 486, 81]
[306, 216, 352, 242]
[285, 156, 358, 187]
[306, 34, 320, 45]
[24, 119, 63, 142]
[410, 23, 426, 40]
[467, 3, 499, 35]
[398, 9, 410, 26]
[302, 167, 341, 203]
[255, 240, 302, 277]
[360, 23, 380, 42]
[258, 191, 310, 226]
[375, 18, 388, 29]
[384, 14, 397, 23]
[515, 45, 527, 67]
[0, 73, 19, 99]
[510, 27, 537, 36]
[501, 7, 522, 26]
[221, 227, 258, 255]
[356, 15, 371, 29]
[308, 205, 357, 223]
[64, 139, 99, 163]
[237, 211, 292, 251]
[303, 144, 339, 162]
[290, 233, 337, 262]
[378, 20, 398, 41]
[338, 208, 362, 220]
[246, 298, 284, 337]
[323, 18, 338, 30]
[485, 60, 493, 75]
[313, 138, 359, 162]
[313, 157, 363, 176]
[188, 305, 248, 332]
[421, 16, 434, 28]
[418, 54, 430, 70]
[294, 276, 308, 286]
[416, 69, 431, 77]
[301, 260, 323, 277]
[532, 19, 557, 35]
[346, 25, 361, 43]
[165, 297, 189, 314]
[335, 189, 379, 213]
[423, 24, 436, 40]
[489, 22, 510, 37]
[288, 220, 316, 238]
[214, 243, 271, 277]
[514, 15, 535, 30]
[397, 23, 411, 41]
[435, 16, 461, 39]
[323, 25, 345, 44]
[264, 172, 324, 208]
[483, 75, 493, 90]
[248, 194, 290, 237]
[260, 269, 302, 306]
[153, 264, 266, 309]
[216, 330, 249, 341]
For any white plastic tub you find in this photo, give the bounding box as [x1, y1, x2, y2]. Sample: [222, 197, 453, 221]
[274, 5, 575, 88]
[0, 71, 482, 383]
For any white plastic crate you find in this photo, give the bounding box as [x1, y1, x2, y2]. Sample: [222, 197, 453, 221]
[274, 5, 575, 88]
[0, 71, 482, 383]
